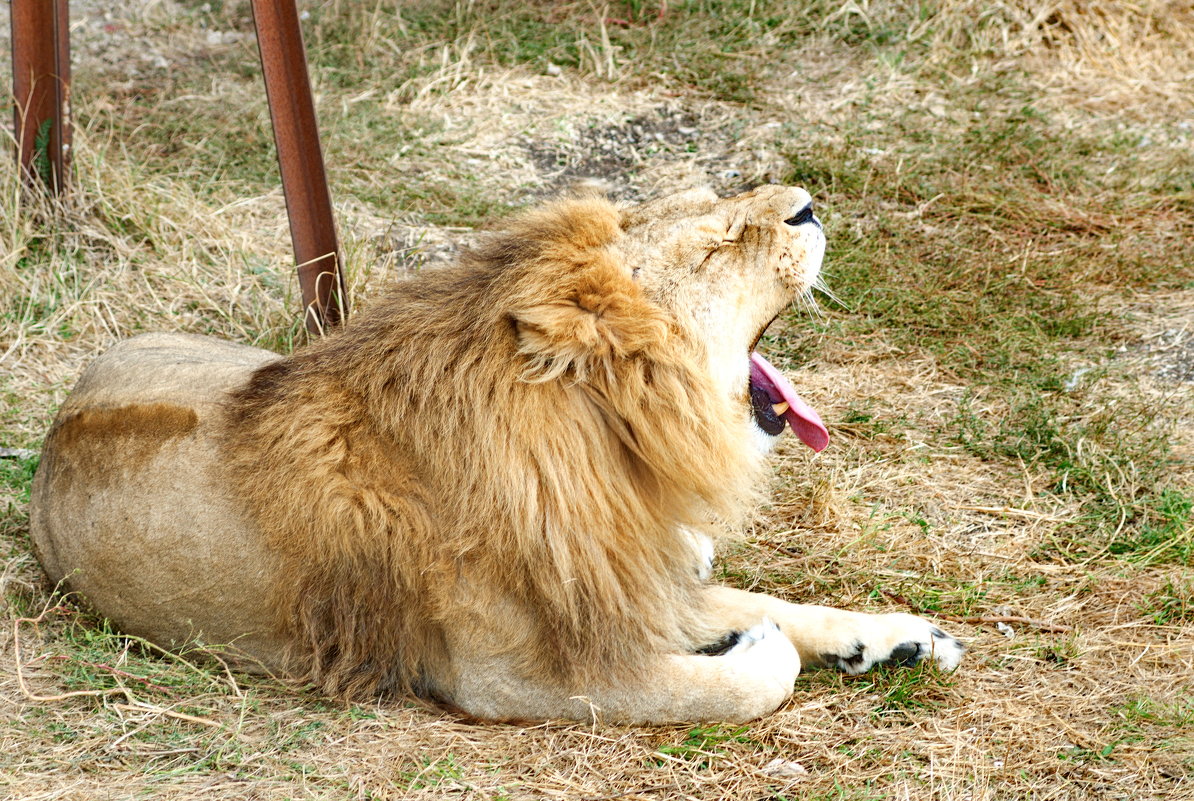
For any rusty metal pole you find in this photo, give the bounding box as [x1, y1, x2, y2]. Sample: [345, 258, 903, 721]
[250, 0, 346, 334]
[12, 0, 72, 193]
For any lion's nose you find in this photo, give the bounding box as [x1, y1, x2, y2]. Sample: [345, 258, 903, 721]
[783, 204, 811, 229]
[783, 202, 816, 227]
[783, 201, 821, 230]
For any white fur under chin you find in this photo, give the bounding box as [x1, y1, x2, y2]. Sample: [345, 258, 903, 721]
[751, 421, 782, 456]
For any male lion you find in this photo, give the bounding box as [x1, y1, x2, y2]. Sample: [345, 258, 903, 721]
[30, 185, 962, 724]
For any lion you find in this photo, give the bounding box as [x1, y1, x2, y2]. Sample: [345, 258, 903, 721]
[29, 184, 963, 724]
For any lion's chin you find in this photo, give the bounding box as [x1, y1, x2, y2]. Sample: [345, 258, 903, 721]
[748, 352, 828, 452]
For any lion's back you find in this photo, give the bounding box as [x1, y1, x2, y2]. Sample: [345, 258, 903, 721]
[29, 333, 291, 670]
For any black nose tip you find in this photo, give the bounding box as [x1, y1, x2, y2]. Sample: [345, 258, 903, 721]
[784, 203, 815, 226]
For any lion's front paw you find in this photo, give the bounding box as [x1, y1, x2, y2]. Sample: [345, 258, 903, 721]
[725, 618, 802, 683]
[820, 613, 964, 674]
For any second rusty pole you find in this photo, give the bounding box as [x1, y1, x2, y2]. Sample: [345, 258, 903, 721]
[251, 0, 346, 334]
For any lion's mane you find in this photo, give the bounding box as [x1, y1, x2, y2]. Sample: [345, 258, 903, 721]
[222, 197, 761, 699]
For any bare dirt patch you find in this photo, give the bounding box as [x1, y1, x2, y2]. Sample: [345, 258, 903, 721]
[1119, 290, 1194, 385]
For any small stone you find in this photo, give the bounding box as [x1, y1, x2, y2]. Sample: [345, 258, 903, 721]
[763, 758, 808, 779]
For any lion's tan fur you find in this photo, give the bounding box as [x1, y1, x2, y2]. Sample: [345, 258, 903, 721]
[223, 196, 760, 699]
[33, 184, 951, 725]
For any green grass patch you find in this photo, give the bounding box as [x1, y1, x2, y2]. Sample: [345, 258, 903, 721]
[8, 604, 278, 778]
[0, 453, 38, 547]
[801, 785, 887, 801]
[1140, 578, 1194, 626]
[74, 69, 277, 194]
[836, 405, 905, 441]
[1108, 490, 1193, 565]
[35, 610, 229, 704]
[870, 578, 990, 618]
[0, 453, 38, 505]
[78, 52, 517, 226]
[400, 755, 467, 791]
[1113, 694, 1194, 730]
[655, 723, 755, 769]
[950, 392, 1185, 562]
[292, 0, 972, 105]
[1057, 741, 1122, 763]
[300, 0, 832, 103]
[1028, 635, 1083, 669]
[806, 660, 955, 721]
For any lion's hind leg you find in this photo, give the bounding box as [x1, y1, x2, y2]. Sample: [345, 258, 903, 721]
[703, 586, 965, 675]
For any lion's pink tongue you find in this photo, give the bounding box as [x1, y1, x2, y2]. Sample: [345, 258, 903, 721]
[749, 352, 829, 452]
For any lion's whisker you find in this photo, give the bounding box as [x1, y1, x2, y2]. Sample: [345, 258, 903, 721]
[812, 276, 849, 311]
[798, 289, 824, 320]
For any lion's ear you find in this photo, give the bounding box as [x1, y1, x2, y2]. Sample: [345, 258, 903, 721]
[513, 269, 668, 382]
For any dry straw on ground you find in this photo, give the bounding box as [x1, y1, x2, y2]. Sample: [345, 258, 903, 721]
[1, 1, 1192, 799]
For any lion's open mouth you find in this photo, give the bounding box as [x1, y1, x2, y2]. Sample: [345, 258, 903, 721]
[748, 353, 829, 452]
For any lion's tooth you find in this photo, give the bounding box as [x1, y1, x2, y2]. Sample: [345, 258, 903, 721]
[772, 402, 789, 416]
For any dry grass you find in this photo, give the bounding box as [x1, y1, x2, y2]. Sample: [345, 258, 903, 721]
[1, 1, 1192, 799]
